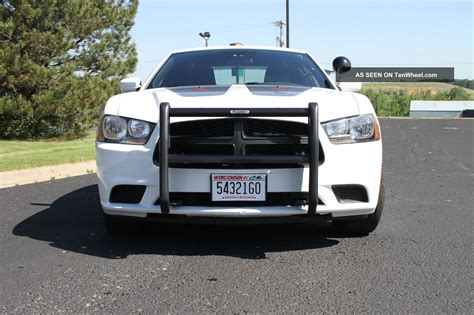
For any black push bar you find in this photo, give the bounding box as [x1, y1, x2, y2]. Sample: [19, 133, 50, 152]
[170, 107, 310, 117]
[159, 103, 319, 215]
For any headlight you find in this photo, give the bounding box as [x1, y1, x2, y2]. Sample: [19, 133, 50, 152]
[128, 119, 151, 138]
[97, 115, 156, 145]
[102, 116, 127, 140]
[322, 114, 380, 144]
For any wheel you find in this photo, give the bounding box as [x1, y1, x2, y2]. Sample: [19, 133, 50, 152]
[103, 212, 143, 236]
[333, 177, 385, 236]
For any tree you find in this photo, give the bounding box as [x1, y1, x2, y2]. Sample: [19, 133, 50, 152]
[0, 0, 138, 138]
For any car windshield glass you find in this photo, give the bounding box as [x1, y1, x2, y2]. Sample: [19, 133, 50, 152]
[147, 49, 333, 89]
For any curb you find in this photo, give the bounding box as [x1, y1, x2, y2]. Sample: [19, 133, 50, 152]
[0, 161, 96, 189]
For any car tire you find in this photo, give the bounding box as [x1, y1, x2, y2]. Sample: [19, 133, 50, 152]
[333, 176, 385, 236]
[103, 213, 143, 236]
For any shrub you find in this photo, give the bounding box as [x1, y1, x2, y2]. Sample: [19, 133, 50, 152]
[359, 87, 473, 117]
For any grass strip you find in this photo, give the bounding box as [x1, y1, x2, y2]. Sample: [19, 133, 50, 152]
[0, 132, 96, 172]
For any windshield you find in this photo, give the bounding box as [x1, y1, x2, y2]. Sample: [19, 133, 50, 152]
[147, 49, 334, 89]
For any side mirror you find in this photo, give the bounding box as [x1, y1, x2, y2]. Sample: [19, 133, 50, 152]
[332, 56, 351, 74]
[120, 77, 141, 93]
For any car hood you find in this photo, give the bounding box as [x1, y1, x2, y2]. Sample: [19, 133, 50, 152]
[106, 85, 361, 124]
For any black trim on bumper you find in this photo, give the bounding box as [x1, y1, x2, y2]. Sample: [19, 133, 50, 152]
[155, 192, 324, 207]
[144, 214, 368, 225]
[168, 154, 309, 164]
[159, 103, 320, 216]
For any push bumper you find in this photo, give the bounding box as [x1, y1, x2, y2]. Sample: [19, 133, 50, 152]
[158, 102, 320, 215]
[96, 103, 383, 220]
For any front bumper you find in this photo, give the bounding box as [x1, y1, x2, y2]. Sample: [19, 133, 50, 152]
[97, 115, 382, 220]
[97, 149, 382, 219]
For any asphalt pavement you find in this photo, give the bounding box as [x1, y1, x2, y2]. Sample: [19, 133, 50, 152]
[0, 119, 472, 313]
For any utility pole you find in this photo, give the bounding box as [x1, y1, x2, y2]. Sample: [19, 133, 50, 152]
[286, 0, 289, 48]
[273, 20, 285, 47]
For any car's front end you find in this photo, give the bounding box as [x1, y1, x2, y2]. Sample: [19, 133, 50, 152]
[96, 46, 384, 235]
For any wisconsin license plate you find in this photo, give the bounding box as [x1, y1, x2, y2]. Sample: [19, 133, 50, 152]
[211, 174, 266, 201]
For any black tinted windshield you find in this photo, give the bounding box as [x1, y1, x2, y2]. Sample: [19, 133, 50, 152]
[147, 49, 334, 89]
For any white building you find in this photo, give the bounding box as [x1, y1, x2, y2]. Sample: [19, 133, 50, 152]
[409, 100, 474, 118]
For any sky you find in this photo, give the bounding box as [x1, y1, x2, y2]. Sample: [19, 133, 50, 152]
[129, 0, 473, 80]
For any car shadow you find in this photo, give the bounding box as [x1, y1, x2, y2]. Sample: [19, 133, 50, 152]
[13, 185, 340, 259]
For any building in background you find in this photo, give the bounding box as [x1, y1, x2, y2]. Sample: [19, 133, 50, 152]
[409, 101, 474, 118]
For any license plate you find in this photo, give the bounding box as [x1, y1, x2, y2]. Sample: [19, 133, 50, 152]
[211, 174, 266, 201]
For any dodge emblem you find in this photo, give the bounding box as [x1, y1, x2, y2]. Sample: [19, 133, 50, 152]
[230, 109, 250, 114]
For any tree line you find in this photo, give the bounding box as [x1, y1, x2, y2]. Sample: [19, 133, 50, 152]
[360, 87, 473, 117]
[453, 79, 474, 90]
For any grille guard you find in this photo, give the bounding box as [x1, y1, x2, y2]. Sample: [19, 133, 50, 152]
[159, 102, 319, 216]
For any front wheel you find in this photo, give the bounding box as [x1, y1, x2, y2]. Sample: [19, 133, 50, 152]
[333, 177, 385, 236]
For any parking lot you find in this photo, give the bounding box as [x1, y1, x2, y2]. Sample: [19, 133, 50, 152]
[0, 119, 472, 313]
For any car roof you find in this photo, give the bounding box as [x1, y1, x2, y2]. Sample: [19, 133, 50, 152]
[168, 45, 309, 55]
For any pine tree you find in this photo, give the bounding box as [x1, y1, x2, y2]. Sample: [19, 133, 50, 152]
[0, 0, 138, 138]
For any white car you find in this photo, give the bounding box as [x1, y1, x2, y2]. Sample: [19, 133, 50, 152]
[96, 46, 384, 236]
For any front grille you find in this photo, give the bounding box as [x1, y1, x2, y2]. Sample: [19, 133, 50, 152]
[171, 119, 234, 137]
[153, 118, 324, 167]
[169, 144, 235, 155]
[245, 144, 309, 156]
[243, 119, 307, 137]
[155, 192, 324, 207]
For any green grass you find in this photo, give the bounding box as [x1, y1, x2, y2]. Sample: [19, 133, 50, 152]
[0, 132, 96, 172]
[362, 82, 474, 96]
